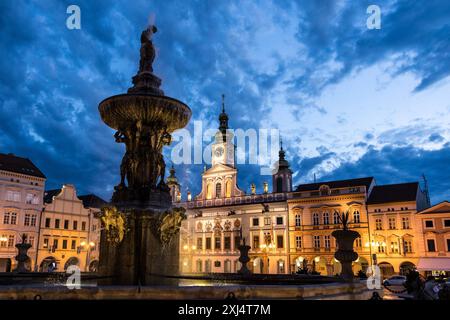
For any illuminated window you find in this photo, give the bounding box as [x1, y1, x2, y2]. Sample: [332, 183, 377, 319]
[353, 210, 360, 223]
[404, 240, 413, 253]
[333, 211, 340, 224]
[295, 236, 302, 249]
[24, 214, 31, 226]
[313, 236, 320, 249]
[323, 212, 329, 225]
[388, 218, 396, 230]
[8, 235, 15, 247]
[295, 214, 301, 227]
[225, 180, 232, 198]
[215, 183, 222, 198]
[3, 212, 10, 224]
[10, 212, 17, 225]
[30, 215, 37, 227]
[324, 235, 331, 249]
[375, 218, 383, 230]
[206, 183, 212, 200]
[264, 217, 271, 225]
[402, 217, 410, 229]
[313, 213, 320, 225]
[253, 235, 260, 249]
[43, 238, 49, 249]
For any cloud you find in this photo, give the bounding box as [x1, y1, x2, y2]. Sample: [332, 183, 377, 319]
[317, 144, 450, 204]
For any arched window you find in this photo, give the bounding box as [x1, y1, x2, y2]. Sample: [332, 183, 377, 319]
[276, 176, 283, 192]
[225, 180, 232, 198]
[323, 211, 329, 225]
[277, 259, 285, 274]
[215, 183, 222, 198]
[295, 214, 301, 227]
[313, 212, 320, 225]
[353, 210, 360, 223]
[333, 211, 340, 224]
[206, 182, 212, 199]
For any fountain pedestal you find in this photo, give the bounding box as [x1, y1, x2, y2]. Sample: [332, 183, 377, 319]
[13, 235, 31, 273]
[97, 25, 191, 285]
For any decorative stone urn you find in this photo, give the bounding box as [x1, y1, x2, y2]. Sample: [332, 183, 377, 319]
[331, 211, 360, 281]
[13, 234, 32, 273]
[237, 238, 251, 275]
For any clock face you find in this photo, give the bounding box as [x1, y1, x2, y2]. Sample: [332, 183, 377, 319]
[215, 146, 224, 157]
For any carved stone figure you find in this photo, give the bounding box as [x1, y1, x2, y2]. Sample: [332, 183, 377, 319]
[157, 207, 186, 245]
[101, 206, 127, 244]
[139, 25, 157, 73]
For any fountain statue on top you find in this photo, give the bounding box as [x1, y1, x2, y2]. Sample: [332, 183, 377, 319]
[97, 23, 191, 285]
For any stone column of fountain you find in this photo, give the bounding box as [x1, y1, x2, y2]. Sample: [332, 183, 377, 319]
[237, 238, 251, 275]
[13, 234, 31, 273]
[331, 211, 360, 282]
[97, 25, 191, 285]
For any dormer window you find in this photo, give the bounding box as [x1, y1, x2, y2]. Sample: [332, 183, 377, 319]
[319, 185, 330, 196]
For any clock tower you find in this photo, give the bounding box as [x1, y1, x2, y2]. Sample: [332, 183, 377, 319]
[195, 95, 244, 201]
[212, 94, 235, 167]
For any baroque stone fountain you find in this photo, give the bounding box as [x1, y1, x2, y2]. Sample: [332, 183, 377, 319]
[97, 24, 191, 285]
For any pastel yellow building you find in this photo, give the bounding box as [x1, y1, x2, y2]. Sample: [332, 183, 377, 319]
[415, 201, 450, 277]
[37, 184, 105, 272]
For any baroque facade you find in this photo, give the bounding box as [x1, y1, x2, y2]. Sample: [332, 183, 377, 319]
[0, 153, 106, 273]
[0, 153, 46, 272]
[178, 102, 450, 278]
[38, 185, 105, 272]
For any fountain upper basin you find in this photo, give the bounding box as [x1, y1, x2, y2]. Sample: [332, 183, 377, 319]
[99, 93, 191, 132]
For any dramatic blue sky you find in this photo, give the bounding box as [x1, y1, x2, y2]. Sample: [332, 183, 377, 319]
[1, 0, 449, 204]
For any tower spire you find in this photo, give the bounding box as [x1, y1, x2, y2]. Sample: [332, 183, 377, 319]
[218, 93, 229, 137]
[222, 93, 225, 113]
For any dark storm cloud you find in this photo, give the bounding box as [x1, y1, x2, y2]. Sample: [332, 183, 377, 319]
[286, 0, 450, 93]
[0, 0, 448, 202]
